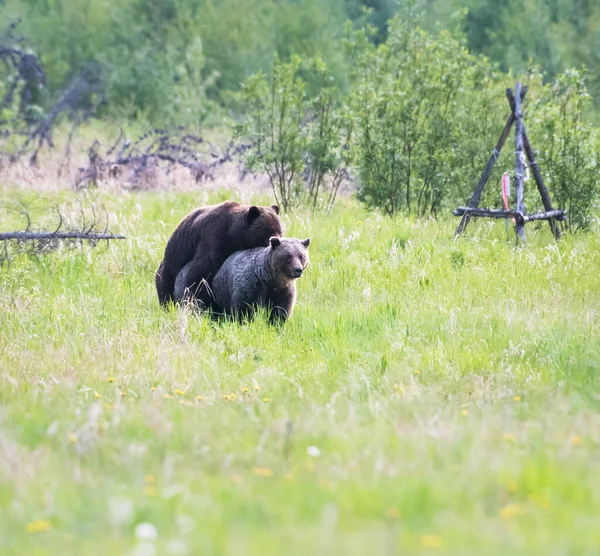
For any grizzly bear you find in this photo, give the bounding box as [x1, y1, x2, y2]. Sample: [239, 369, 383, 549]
[155, 201, 283, 307]
[174, 237, 310, 323]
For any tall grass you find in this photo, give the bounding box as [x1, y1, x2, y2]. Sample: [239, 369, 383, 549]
[1, 189, 600, 555]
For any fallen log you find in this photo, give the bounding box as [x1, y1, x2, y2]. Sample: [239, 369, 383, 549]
[0, 231, 125, 241]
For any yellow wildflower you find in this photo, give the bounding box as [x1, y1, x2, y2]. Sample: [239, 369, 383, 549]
[108, 377, 115, 383]
[68, 434, 77, 443]
[196, 395, 203, 401]
[253, 384, 260, 391]
[26, 520, 51, 533]
[514, 396, 521, 402]
[571, 435, 582, 446]
[500, 503, 524, 520]
[263, 397, 270, 402]
[94, 393, 101, 399]
[144, 475, 155, 484]
[461, 409, 468, 416]
[151, 386, 157, 392]
[420, 535, 443, 548]
[252, 467, 273, 477]
[175, 389, 185, 396]
[120, 391, 126, 397]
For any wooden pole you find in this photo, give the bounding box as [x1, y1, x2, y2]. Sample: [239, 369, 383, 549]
[523, 133, 560, 239]
[514, 81, 525, 244]
[455, 87, 528, 236]
[506, 90, 561, 239]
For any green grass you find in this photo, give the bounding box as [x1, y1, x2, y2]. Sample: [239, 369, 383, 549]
[1, 189, 600, 555]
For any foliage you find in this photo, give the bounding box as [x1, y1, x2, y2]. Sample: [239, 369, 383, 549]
[0, 21, 46, 129]
[303, 59, 353, 211]
[236, 56, 306, 212]
[458, 0, 600, 114]
[3, 0, 600, 124]
[344, 11, 600, 226]
[347, 13, 485, 216]
[0, 0, 349, 125]
[532, 69, 600, 231]
[0, 21, 104, 165]
[236, 56, 352, 212]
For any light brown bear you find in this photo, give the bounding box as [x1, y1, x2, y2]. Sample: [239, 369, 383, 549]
[175, 237, 310, 323]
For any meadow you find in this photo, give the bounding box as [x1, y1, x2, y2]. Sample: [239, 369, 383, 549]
[1, 187, 600, 555]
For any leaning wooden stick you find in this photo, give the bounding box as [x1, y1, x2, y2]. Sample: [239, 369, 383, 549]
[507, 89, 561, 239]
[455, 86, 528, 236]
[513, 81, 526, 244]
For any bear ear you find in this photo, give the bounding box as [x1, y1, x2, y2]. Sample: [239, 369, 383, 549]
[270, 237, 281, 248]
[271, 205, 280, 215]
[301, 238, 311, 248]
[247, 206, 260, 221]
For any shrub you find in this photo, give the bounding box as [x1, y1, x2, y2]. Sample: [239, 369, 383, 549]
[236, 55, 352, 212]
[346, 13, 479, 216]
[530, 69, 600, 232]
[348, 12, 502, 216]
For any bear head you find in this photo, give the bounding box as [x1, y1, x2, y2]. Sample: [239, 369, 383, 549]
[243, 205, 284, 248]
[269, 237, 311, 283]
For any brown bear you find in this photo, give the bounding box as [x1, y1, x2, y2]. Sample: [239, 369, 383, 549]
[155, 201, 284, 307]
[174, 236, 310, 323]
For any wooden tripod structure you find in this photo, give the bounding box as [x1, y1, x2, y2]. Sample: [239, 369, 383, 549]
[454, 81, 566, 242]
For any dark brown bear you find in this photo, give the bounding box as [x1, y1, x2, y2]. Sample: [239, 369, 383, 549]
[155, 201, 283, 307]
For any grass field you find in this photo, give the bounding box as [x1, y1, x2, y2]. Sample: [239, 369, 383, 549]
[1, 188, 600, 555]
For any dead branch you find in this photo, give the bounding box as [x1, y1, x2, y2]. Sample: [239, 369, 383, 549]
[75, 128, 252, 190]
[0, 231, 125, 241]
[0, 20, 104, 166]
[0, 200, 125, 264]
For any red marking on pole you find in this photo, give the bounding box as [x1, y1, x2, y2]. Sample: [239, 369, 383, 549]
[502, 173, 516, 223]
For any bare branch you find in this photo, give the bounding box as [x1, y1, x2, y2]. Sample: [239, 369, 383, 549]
[0, 200, 125, 264]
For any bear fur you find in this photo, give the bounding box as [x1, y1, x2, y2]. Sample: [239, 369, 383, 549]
[155, 201, 283, 307]
[174, 237, 310, 323]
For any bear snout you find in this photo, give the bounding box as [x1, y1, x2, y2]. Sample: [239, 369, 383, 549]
[292, 267, 303, 278]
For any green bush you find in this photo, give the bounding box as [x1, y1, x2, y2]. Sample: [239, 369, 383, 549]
[530, 69, 600, 231]
[345, 11, 600, 229]
[236, 55, 352, 212]
[347, 14, 483, 216]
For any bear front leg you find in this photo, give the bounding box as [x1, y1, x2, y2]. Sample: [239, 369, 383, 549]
[226, 289, 256, 323]
[267, 289, 295, 324]
[155, 261, 175, 306]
